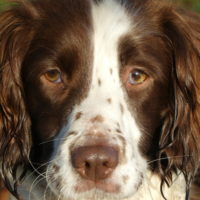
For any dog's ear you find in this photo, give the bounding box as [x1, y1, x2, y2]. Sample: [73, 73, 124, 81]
[0, 2, 38, 197]
[159, 6, 200, 192]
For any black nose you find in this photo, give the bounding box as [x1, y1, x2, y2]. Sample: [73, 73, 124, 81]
[71, 146, 118, 181]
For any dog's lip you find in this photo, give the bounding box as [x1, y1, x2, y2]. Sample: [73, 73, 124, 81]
[74, 180, 120, 193]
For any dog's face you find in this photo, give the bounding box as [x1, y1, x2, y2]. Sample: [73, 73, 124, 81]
[21, 0, 172, 198]
[0, 0, 200, 199]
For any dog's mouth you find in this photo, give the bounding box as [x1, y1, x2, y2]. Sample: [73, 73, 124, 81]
[74, 180, 121, 193]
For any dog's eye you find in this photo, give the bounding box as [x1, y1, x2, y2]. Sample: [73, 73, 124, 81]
[129, 70, 148, 85]
[44, 69, 62, 83]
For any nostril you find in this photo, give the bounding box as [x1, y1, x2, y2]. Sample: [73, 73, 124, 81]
[103, 161, 108, 167]
[85, 161, 91, 169]
[71, 145, 119, 181]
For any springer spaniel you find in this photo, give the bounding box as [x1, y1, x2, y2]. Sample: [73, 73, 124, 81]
[0, 0, 200, 199]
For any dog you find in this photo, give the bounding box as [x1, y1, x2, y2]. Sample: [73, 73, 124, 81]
[0, 0, 200, 199]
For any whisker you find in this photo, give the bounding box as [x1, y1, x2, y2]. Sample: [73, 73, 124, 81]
[143, 173, 156, 200]
[29, 174, 46, 200]
[43, 181, 50, 200]
[27, 158, 46, 178]
[147, 155, 191, 164]
[38, 137, 67, 145]
[26, 157, 60, 179]
[57, 192, 62, 200]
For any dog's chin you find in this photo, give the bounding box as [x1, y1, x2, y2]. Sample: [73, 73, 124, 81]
[52, 188, 132, 200]
[73, 180, 121, 193]
[48, 177, 143, 200]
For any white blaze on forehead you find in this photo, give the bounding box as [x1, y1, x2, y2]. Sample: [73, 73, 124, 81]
[92, 0, 130, 63]
[71, 0, 141, 141]
[91, 0, 130, 84]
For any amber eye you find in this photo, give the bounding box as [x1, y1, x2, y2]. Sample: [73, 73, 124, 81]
[44, 69, 62, 83]
[128, 70, 148, 85]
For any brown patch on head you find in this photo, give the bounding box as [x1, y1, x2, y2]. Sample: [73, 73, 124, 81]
[75, 112, 82, 120]
[18, 0, 93, 166]
[90, 115, 104, 123]
[107, 98, 112, 104]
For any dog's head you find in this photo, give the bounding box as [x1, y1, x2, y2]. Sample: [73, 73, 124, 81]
[0, 0, 200, 199]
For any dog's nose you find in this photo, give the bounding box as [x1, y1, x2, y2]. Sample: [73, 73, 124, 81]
[71, 146, 118, 181]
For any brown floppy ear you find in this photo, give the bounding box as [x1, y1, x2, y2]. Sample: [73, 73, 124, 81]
[0, 2, 38, 198]
[159, 6, 200, 194]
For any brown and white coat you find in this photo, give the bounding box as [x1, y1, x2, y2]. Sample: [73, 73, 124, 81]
[0, 0, 200, 200]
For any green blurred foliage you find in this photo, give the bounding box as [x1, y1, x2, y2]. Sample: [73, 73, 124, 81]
[0, 0, 199, 12]
[175, 0, 200, 13]
[0, 0, 9, 10]
[0, 0, 17, 11]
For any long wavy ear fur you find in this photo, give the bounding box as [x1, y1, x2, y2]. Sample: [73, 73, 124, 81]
[0, 1, 38, 198]
[159, 5, 200, 195]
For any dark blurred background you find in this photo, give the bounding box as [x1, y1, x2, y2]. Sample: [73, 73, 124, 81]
[0, 0, 200, 12]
